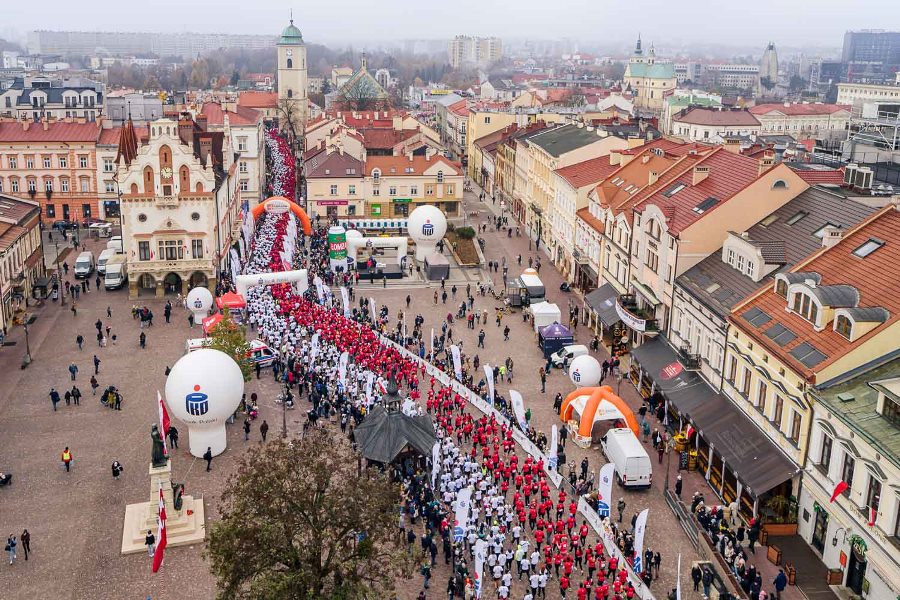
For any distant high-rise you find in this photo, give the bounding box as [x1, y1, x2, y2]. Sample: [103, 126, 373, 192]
[27, 30, 274, 59]
[841, 30, 900, 83]
[448, 36, 502, 69]
[759, 42, 779, 91]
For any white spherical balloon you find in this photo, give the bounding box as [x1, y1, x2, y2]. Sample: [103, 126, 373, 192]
[569, 354, 602, 387]
[407, 205, 448, 260]
[345, 229, 363, 240]
[164, 349, 245, 457]
[186, 286, 213, 321]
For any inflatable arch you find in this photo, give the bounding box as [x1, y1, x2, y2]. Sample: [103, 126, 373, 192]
[235, 269, 309, 298]
[560, 386, 639, 445]
[251, 196, 312, 235]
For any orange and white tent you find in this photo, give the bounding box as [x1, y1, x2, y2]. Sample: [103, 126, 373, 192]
[560, 386, 638, 445]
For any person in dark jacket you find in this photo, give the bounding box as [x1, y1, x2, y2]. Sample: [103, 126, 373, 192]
[702, 567, 713, 598]
[773, 569, 787, 600]
[674, 474, 683, 498]
[691, 564, 702, 591]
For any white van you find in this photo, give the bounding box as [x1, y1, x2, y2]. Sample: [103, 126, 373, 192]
[550, 344, 589, 367]
[97, 248, 117, 275]
[73, 251, 95, 279]
[600, 428, 652, 488]
[107, 236, 123, 253]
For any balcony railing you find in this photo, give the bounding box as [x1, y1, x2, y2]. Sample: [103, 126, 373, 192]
[615, 293, 660, 334]
[130, 258, 211, 273]
[678, 344, 702, 371]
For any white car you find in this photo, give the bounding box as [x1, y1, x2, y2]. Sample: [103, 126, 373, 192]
[550, 344, 589, 367]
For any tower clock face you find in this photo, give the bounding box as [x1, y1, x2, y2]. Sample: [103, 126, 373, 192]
[286, 49, 293, 57]
[161, 167, 173, 179]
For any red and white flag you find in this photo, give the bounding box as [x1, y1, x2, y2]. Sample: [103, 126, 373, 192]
[152, 485, 167, 573]
[868, 506, 877, 526]
[158, 391, 170, 457]
[830, 480, 849, 502]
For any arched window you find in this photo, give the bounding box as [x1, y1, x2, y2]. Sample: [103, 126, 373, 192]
[372, 169, 381, 182]
[792, 292, 818, 323]
[437, 170, 444, 183]
[286, 58, 293, 69]
[772, 179, 788, 190]
[287, 89, 293, 99]
[835, 315, 852, 339]
[775, 279, 787, 297]
[179, 165, 190, 191]
[143, 166, 155, 192]
[130, 183, 139, 194]
[647, 219, 661, 240]
[195, 182, 203, 193]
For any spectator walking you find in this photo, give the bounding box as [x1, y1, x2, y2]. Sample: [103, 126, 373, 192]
[61, 447, 73, 472]
[6, 534, 16, 564]
[617, 498, 626, 522]
[20, 530, 30, 561]
[68, 362, 78, 381]
[93, 355, 101, 375]
[49, 388, 60, 411]
[145, 530, 155, 557]
[203, 447, 213, 471]
[111, 461, 124, 480]
[260, 420, 269, 441]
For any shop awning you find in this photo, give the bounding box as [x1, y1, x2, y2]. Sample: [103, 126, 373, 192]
[631, 280, 661, 306]
[631, 338, 799, 497]
[584, 283, 620, 327]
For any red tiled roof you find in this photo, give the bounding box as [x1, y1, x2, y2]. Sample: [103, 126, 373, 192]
[731, 206, 900, 380]
[0, 121, 100, 143]
[635, 148, 764, 234]
[365, 154, 461, 176]
[449, 100, 468, 117]
[237, 91, 277, 109]
[201, 103, 262, 126]
[555, 155, 619, 189]
[576, 207, 604, 234]
[618, 138, 709, 156]
[360, 128, 418, 150]
[673, 108, 760, 127]
[98, 125, 149, 146]
[749, 103, 851, 116]
[790, 167, 845, 186]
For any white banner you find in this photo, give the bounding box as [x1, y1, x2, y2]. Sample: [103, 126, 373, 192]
[450, 345, 462, 381]
[340, 286, 351, 318]
[453, 487, 472, 542]
[229, 248, 242, 275]
[596, 463, 615, 519]
[429, 327, 434, 359]
[510, 389, 527, 432]
[473, 538, 488, 599]
[431, 442, 440, 487]
[633, 508, 650, 573]
[483, 364, 495, 406]
[676, 554, 682, 600]
[310, 333, 320, 362]
[369, 297, 377, 326]
[549, 425, 558, 469]
[338, 351, 349, 386]
[313, 276, 325, 303]
[365, 372, 375, 403]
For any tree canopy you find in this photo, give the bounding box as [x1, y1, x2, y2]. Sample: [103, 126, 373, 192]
[207, 307, 252, 382]
[206, 429, 413, 599]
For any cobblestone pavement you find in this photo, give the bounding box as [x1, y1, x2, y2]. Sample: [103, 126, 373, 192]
[0, 193, 794, 599]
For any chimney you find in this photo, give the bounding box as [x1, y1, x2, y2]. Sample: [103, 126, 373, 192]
[758, 154, 775, 176]
[692, 165, 710, 185]
[43, 119, 50, 131]
[199, 135, 212, 165]
[821, 226, 844, 249]
[723, 138, 741, 154]
[178, 119, 193, 145]
[196, 113, 208, 131]
[609, 150, 622, 166]
[648, 170, 659, 185]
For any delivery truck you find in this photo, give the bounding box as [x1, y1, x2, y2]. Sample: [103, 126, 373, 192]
[104, 255, 128, 290]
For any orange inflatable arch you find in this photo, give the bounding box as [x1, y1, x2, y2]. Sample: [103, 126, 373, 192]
[250, 196, 312, 235]
[560, 386, 639, 439]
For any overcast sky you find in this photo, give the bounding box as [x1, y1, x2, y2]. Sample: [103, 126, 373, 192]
[3, 0, 897, 49]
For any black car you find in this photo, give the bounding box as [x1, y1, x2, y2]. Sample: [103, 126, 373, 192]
[52, 220, 79, 231]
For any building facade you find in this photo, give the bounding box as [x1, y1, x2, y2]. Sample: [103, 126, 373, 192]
[0, 195, 44, 338]
[276, 20, 308, 135]
[750, 103, 851, 139]
[201, 103, 266, 208]
[448, 36, 502, 69]
[671, 107, 761, 142]
[623, 36, 676, 114]
[0, 77, 103, 122]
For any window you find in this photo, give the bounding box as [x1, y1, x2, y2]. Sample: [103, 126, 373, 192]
[436, 171, 444, 183]
[104, 181, 115, 193]
[44, 179, 53, 192]
[192, 239, 204, 259]
[841, 453, 855, 494]
[240, 180, 249, 192]
[82, 204, 91, 218]
[852, 238, 884, 258]
[80, 179, 90, 193]
[0, 179, 3, 193]
[645, 247, 658, 273]
[286, 58, 293, 69]
[775, 279, 787, 297]
[760, 214, 779, 227]
[25, 156, 34, 169]
[484, 116, 491, 124]
[790, 411, 802, 444]
[746, 261, 755, 278]
[10, 179, 19, 193]
[372, 187, 380, 196]
[237, 137, 247, 152]
[409, 185, 417, 196]
[286, 89, 293, 99]
[79, 155, 88, 168]
[138, 241, 151, 261]
[884, 393, 900, 426]
[741, 367, 752, 396]
[158, 240, 184, 261]
[793, 293, 818, 323]
[27, 179, 36, 192]
[736, 254, 745, 272]
[58, 156, 67, 168]
[43, 156, 51, 168]
[239, 161, 248, 174]
[46, 205, 55, 218]
[330, 185, 338, 196]
[348, 185, 356, 196]
[865, 477, 881, 521]
[820, 433, 832, 470]
[8, 156, 16, 169]
[786, 210, 808, 225]
[756, 380, 768, 408]
[347, 204, 356, 216]
[446, 184, 455, 196]
[727, 249, 735, 265]
[835, 315, 852, 339]
[372, 169, 380, 182]
[425, 184, 434, 196]
[647, 219, 661, 240]
[773, 395, 784, 428]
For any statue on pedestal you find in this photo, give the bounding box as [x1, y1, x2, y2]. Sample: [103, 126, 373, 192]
[151, 424, 168, 468]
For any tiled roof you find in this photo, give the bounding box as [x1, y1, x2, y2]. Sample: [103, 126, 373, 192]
[360, 128, 418, 150]
[673, 108, 760, 127]
[304, 151, 365, 178]
[555, 155, 619, 189]
[789, 165, 845, 186]
[635, 148, 764, 234]
[365, 154, 462, 177]
[576, 207, 604, 234]
[201, 102, 262, 126]
[750, 103, 851, 116]
[730, 206, 900, 380]
[237, 91, 277, 109]
[0, 120, 100, 143]
[98, 125, 149, 146]
[449, 100, 469, 116]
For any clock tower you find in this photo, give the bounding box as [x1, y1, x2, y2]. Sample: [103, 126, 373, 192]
[276, 18, 308, 136]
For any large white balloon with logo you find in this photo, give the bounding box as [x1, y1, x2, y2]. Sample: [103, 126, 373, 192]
[407, 205, 448, 261]
[164, 349, 244, 457]
[186, 286, 213, 322]
[569, 354, 602, 387]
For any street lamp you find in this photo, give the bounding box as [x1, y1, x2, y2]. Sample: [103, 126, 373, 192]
[22, 320, 32, 368]
[54, 239, 66, 306]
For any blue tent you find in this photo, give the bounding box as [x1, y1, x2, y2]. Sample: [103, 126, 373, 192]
[538, 322, 574, 358]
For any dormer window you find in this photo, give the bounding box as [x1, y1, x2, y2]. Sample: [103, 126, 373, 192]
[852, 238, 884, 258]
[775, 279, 787, 297]
[835, 314, 852, 339]
[792, 292, 819, 324]
[372, 169, 381, 182]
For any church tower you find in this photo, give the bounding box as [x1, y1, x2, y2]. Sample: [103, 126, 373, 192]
[277, 18, 308, 136]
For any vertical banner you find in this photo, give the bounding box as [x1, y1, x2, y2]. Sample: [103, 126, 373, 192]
[338, 351, 349, 386]
[365, 372, 375, 404]
[509, 389, 527, 432]
[340, 286, 351, 318]
[596, 463, 615, 518]
[369, 297, 377, 326]
[632, 508, 650, 573]
[310, 333, 320, 362]
[483, 364, 495, 406]
[313, 276, 325, 303]
[473, 538, 488, 599]
[429, 327, 434, 358]
[450, 345, 462, 381]
[676, 554, 682, 600]
[453, 487, 473, 542]
[431, 442, 440, 487]
[549, 425, 558, 469]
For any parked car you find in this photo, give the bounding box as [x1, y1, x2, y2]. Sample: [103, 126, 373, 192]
[81, 217, 107, 227]
[52, 220, 78, 231]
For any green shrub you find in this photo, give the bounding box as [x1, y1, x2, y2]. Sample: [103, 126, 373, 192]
[455, 226, 476, 240]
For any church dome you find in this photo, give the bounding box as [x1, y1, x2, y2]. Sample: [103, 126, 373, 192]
[279, 20, 303, 45]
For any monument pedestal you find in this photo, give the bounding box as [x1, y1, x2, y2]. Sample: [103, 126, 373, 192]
[121, 461, 206, 554]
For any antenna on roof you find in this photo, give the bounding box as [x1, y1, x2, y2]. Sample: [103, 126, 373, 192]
[290, 9, 293, 25]
[127, 100, 132, 121]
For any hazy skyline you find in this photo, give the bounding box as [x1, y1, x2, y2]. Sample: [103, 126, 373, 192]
[4, 0, 898, 48]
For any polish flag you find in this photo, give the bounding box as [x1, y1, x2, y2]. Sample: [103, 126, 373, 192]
[152, 486, 167, 573]
[868, 507, 877, 527]
[830, 480, 849, 502]
[157, 391, 170, 457]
